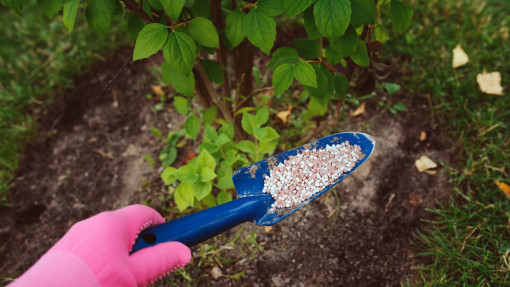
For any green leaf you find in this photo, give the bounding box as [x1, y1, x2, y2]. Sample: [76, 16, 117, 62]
[144, 155, 155, 165]
[1, 0, 28, 14]
[217, 191, 233, 204]
[147, 0, 162, 10]
[200, 167, 217, 182]
[268, 48, 299, 71]
[188, 17, 219, 48]
[391, 0, 413, 34]
[161, 62, 195, 97]
[303, 7, 321, 39]
[314, 0, 351, 38]
[325, 46, 342, 65]
[202, 107, 217, 125]
[224, 11, 246, 48]
[175, 182, 195, 208]
[127, 13, 145, 39]
[258, 0, 285, 16]
[241, 113, 257, 134]
[305, 64, 333, 96]
[200, 59, 223, 85]
[261, 126, 280, 142]
[294, 61, 317, 88]
[185, 115, 201, 140]
[334, 74, 349, 98]
[192, 0, 210, 18]
[204, 125, 218, 142]
[392, 102, 406, 111]
[160, 146, 177, 166]
[197, 149, 216, 170]
[161, 167, 177, 185]
[216, 175, 234, 189]
[219, 124, 234, 140]
[255, 106, 269, 126]
[175, 164, 199, 183]
[150, 127, 163, 138]
[350, 0, 376, 26]
[294, 38, 320, 60]
[236, 140, 256, 154]
[308, 96, 328, 116]
[235, 107, 255, 115]
[85, 0, 111, 35]
[216, 134, 230, 146]
[163, 31, 197, 75]
[350, 40, 369, 67]
[62, 0, 79, 33]
[374, 25, 390, 43]
[244, 9, 276, 55]
[273, 63, 294, 94]
[329, 25, 358, 56]
[160, 0, 185, 19]
[37, 0, 64, 19]
[385, 83, 401, 95]
[202, 193, 217, 207]
[133, 23, 168, 61]
[173, 96, 190, 115]
[253, 127, 267, 141]
[283, 0, 315, 17]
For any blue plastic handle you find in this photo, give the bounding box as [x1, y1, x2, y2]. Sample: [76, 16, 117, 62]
[131, 194, 273, 253]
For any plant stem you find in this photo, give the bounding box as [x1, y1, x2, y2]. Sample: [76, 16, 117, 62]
[122, 0, 153, 24]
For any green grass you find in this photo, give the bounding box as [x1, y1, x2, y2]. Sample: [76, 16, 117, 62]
[386, 0, 510, 284]
[0, 2, 128, 203]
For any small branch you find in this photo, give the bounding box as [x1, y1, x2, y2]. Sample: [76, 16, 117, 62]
[307, 59, 336, 75]
[236, 87, 272, 109]
[240, 2, 258, 11]
[170, 20, 190, 29]
[122, 0, 153, 24]
[96, 54, 132, 99]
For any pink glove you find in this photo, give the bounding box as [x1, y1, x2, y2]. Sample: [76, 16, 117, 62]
[10, 205, 191, 287]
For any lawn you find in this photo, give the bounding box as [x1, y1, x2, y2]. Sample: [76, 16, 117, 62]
[387, 0, 510, 284]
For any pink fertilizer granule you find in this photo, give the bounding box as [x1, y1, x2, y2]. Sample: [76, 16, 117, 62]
[262, 142, 362, 210]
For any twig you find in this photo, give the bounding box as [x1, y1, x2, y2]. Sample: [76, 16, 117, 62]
[240, 2, 258, 11]
[170, 20, 190, 29]
[122, 0, 153, 23]
[97, 54, 132, 100]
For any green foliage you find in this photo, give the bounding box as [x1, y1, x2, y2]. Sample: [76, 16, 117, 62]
[133, 23, 168, 60]
[313, 0, 351, 39]
[244, 8, 276, 55]
[163, 31, 196, 75]
[390, 0, 414, 34]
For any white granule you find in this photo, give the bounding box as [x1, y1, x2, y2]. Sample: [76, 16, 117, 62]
[262, 142, 362, 211]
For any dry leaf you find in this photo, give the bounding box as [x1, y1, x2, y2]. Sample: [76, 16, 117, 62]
[408, 192, 422, 207]
[94, 149, 114, 159]
[181, 149, 197, 165]
[415, 155, 437, 173]
[419, 131, 427, 142]
[211, 267, 223, 279]
[151, 85, 164, 96]
[452, 44, 469, 68]
[349, 102, 366, 117]
[276, 104, 292, 125]
[495, 180, 510, 196]
[477, 70, 503, 95]
[264, 226, 273, 233]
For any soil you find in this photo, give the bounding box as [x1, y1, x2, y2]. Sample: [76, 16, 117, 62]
[0, 48, 451, 286]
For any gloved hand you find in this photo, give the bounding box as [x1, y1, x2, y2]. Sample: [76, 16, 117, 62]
[10, 204, 191, 287]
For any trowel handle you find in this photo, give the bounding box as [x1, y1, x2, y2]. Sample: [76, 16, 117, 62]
[131, 195, 272, 253]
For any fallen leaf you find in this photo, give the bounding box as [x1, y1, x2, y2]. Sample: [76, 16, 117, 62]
[349, 102, 366, 117]
[181, 149, 196, 165]
[415, 155, 437, 173]
[495, 180, 510, 196]
[477, 70, 503, 95]
[419, 131, 427, 142]
[408, 192, 422, 207]
[264, 226, 273, 233]
[276, 104, 292, 125]
[151, 85, 164, 96]
[94, 149, 114, 159]
[452, 44, 469, 68]
[211, 266, 223, 279]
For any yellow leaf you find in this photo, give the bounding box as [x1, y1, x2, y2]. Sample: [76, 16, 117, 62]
[151, 85, 164, 96]
[415, 155, 437, 173]
[476, 70, 503, 95]
[495, 180, 510, 196]
[452, 44, 469, 68]
[264, 226, 273, 233]
[419, 131, 427, 142]
[349, 102, 366, 117]
[276, 104, 292, 125]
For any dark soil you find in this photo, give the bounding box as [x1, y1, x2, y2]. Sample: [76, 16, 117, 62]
[0, 48, 451, 286]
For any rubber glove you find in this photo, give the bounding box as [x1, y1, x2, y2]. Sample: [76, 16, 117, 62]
[10, 204, 191, 287]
